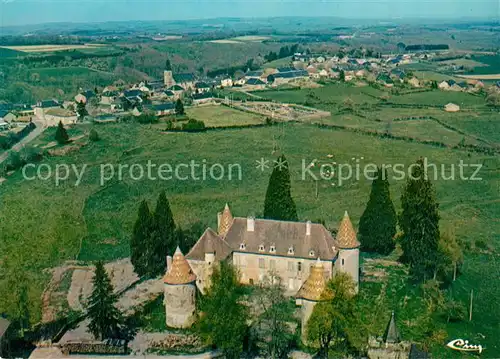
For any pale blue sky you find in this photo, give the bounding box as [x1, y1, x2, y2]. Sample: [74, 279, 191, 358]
[0, 0, 498, 26]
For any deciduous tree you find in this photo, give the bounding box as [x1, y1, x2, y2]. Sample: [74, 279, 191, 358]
[253, 274, 296, 358]
[306, 273, 357, 358]
[197, 262, 249, 359]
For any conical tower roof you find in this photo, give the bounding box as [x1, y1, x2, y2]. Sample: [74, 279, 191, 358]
[218, 203, 233, 236]
[163, 247, 197, 285]
[336, 211, 360, 249]
[296, 258, 329, 301]
[383, 311, 401, 344]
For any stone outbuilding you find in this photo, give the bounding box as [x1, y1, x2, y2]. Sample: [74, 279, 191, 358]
[444, 103, 460, 112]
[163, 247, 197, 328]
[367, 312, 411, 359]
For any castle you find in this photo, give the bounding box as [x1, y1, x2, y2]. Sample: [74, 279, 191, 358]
[163, 204, 360, 330]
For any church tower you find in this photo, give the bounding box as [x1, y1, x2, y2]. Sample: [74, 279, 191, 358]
[164, 70, 174, 88]
[335, 211, 361, 292]
[163, 247, 197, 328]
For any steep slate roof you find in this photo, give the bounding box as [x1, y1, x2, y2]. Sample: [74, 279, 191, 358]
[246, 78, 265, 85]
[186, 228, 233, 261]
[123, 89, 142, 98]
[173, 73, 195, 83]
[168, 85, 184, 91]
[223, 217, 338, 260]
[164, 247, 197, 285]
[296, 258, 329, 301]
[277, 67, 296, 73]
[0, 317, 11, 339]
[149, 102, 175, 111]
[195, 82, 211, 89]
[409, 344, 430, 359]
[336, 211, 360, 249]
[163, 90, 175, 96]
[39, 99, 60, 108]
[383, 311, 401, 344]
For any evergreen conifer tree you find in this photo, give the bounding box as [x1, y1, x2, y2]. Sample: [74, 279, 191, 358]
[87, 261, 124, 340]
[175, 99, 185, 115]
[55, 121, 69, 144]
[358, 167, 397, 255]
[130, 200, 153, 277]
[76, 101, 88, 121]
[149, 191, 176, 276]
[263, 155, 298, 221]
[400, 158, 440, 280]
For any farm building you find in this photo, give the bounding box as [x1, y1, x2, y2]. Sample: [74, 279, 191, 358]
[192, 92, 215, 105]
[147, 102, 176, 116]
[34, 99, 60, 119]
[444, 103, 460, 112]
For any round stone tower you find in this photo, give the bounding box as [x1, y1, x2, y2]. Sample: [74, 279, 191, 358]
[296, 258, 329, 342]
[335, 211, 361, 293]
[163, 247, 197, 328]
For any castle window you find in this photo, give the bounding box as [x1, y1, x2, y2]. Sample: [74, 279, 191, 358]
[298, 262, 302, 272]
[288, 246, 294, 255]
[342, 258, 345, 266]
[259, 258, 265, 269]
[270, 245, 276, 253]
[259, 244, 265, 252]
[309, 250, 315, 257]
[270, 259, 276, 270]
[239, 243, 246, 250]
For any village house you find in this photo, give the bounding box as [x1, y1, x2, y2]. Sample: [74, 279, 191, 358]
[147, 102, 176, 117]
[191, 92, 216, 105]
[167, 85, 185, 98]
[100, 90, 119, 105]
[34, 99, 60, 120]
[43, 108, 78, 127]
[0, 110, 17, 124]
[243, 78, 267, 90]
[267, 69, 309, 86]
[444, 103, 460, 112]
[164, 71, 196, 90]
[194, 82, 212, 93]
[74, 90, 96, 104]
[408, 77, 421, 88]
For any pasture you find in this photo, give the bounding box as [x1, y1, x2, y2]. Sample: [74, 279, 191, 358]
[0, 44, 108, 53]
[186, 105, 265, 127]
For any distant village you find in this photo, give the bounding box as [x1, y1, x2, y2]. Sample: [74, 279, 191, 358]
[1, 50, 500, 131]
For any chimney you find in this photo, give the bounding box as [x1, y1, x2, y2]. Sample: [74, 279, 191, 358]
[247, 217, 255, 232]
[306, 221, 312, 236]
[217, 212, 222, 230]
[166, 255, 173, 271]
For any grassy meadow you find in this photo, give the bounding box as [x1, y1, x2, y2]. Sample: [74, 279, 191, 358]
[186, 105, 265, 127]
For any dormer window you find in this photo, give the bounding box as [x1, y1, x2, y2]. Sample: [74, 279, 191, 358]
[309, 250, 315, 257]
[288, 246, 294, 255]
[259, 244, 265, 252]
[270, 245, 276, 253]
[240, 243, 246, 250]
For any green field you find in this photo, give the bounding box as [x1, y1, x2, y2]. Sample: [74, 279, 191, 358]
[186, 105, 265, 127]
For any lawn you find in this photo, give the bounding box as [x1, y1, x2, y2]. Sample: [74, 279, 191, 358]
[186, 105, 265, 127]
[0, 123, 498, 356]
[388, 90, 486, 108]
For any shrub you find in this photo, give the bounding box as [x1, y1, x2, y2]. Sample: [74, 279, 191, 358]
[89, 129, 100, 142]
[181, 119, 206, 132]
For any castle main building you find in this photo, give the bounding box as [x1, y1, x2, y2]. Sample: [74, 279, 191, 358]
[185, 204, 360, 294]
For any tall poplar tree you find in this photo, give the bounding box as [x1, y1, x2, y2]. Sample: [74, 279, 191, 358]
[87, 261, 124, 340]
[358, 167, 397, 255]
[400, 158, 440, 280]
[130, 200, 153, 277]
[263, 155, 298, 221]
[149, 191, 176, 276]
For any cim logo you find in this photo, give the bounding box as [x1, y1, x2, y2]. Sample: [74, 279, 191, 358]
[447, 339, 484, 354]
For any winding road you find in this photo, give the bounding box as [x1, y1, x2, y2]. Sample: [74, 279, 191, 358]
[0, 120, 46, 165]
